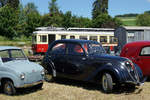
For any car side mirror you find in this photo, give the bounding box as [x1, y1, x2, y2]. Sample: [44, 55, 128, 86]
[0, 57, 3, 65]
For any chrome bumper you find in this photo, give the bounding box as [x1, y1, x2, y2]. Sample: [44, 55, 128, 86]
[126, 76, 147, 86]
[17, 80, 43, 88]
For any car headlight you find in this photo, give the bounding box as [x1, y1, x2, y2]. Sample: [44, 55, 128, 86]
[125, 61, 134, 72]
[41, 69, 45, 76]
[20, 73, 25, 80]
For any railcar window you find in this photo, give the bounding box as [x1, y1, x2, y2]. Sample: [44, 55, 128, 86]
[110, 36, 117, 43]
[70, 36, 75, 39]
[140, 46, 150, 56]
[61, 35, 66, 39]
[100, 36, 107, 43]
[40, 35, 47, 42]
[79, 36, 87, 40]
[90, 36, 97, 41]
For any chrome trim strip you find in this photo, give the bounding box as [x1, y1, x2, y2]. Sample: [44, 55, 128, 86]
[17, 80, 43, 88]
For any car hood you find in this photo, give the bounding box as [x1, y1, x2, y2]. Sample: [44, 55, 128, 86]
[4, 60, 43, 73]
[90, 54, 128, 62]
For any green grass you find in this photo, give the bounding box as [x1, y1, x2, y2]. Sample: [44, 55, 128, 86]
[0, 36, 31, 47]
[117, 17, 137, 26]
[0, 36, 32, 56]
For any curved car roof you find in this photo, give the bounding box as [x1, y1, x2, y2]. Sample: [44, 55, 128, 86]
[0, 46, 21, 51]
[124, 41, 150, 48]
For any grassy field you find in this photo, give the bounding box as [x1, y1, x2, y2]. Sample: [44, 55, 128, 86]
[117, 17, 137, 26]
[0, 36, 31, 47]
[0, 79, 150, 100]
[0, 36, 32, 56]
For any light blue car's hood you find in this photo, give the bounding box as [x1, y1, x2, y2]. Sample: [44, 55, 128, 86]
[4, 60, 43, 73]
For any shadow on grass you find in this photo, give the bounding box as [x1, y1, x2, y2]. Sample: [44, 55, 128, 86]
[51, 78, 142, 95]
[0, 86, 43, 96]
[15, 87, 43, 96]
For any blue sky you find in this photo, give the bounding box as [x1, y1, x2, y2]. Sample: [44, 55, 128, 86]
[20, 0, 150, 18]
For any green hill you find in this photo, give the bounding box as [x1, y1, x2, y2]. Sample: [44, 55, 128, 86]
[117, 17, 137, 26]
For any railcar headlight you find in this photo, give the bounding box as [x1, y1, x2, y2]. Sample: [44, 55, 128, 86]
[20, 73, 25, 80]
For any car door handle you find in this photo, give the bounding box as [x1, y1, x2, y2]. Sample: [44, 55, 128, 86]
[82, 57, 86, 60]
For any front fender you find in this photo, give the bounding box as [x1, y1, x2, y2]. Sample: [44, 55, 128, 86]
[0, 71, 21, 87]
[134, 63, 144, 82]
[85, 64, 135, 84]
[85, 65, 123, 82]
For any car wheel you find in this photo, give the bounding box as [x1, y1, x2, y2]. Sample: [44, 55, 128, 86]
[3, 80, 16, 95]
[44, 70, 53, 82]
[102, 73, 113, 93]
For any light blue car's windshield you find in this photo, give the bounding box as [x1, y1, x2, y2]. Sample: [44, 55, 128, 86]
[0, 49, 26, 62]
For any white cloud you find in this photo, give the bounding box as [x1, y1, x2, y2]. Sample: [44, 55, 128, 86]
[147, 0, 150, 2]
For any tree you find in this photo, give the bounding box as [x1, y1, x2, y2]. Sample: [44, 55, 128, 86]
[92, 14, 122, 28]
[47, 0, 63, 27]
[115, 13, 139, 17]
[22, 3, 41, 37]
[0, 5, 19, 39]
[136, 13, 150, 26]
[0, 0, 19, 8]
[16, 3, 41, 37]
[41, 14, 51, 26]
[145, 10, 150, 14]
[62, 11, 72, 28]
[49, 0, 59, 16]
[71, 16, 92, 28]
[24, 2, 38, 14]
[92, 0, 108, 19]
[25, 12, 41, 37]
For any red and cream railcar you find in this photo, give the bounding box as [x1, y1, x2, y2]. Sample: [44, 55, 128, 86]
[32, 27, 117, 54]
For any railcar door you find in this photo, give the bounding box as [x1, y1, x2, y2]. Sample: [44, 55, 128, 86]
[48, 35, 55, 44]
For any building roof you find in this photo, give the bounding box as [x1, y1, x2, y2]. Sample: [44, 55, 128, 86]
[0, 46, 21, 51]
[124, 26, 150, 30]
[35, 27, 115, 31]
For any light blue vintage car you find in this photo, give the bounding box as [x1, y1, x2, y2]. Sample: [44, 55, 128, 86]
[0, 46, 44, 95]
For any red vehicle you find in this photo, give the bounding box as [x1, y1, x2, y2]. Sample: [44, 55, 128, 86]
[120, 41, 150, 76]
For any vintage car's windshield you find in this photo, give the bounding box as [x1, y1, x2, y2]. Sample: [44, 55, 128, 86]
[0, 49, 26, 63]
[88, 43, 106, 54]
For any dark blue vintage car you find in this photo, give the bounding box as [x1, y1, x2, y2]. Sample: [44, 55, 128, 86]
[42, 39, 145, 92]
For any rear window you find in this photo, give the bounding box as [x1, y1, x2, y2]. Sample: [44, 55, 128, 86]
[51, 43, 66, 54]
[140, 46, 150, 56]
[68, 43, 84, 55]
